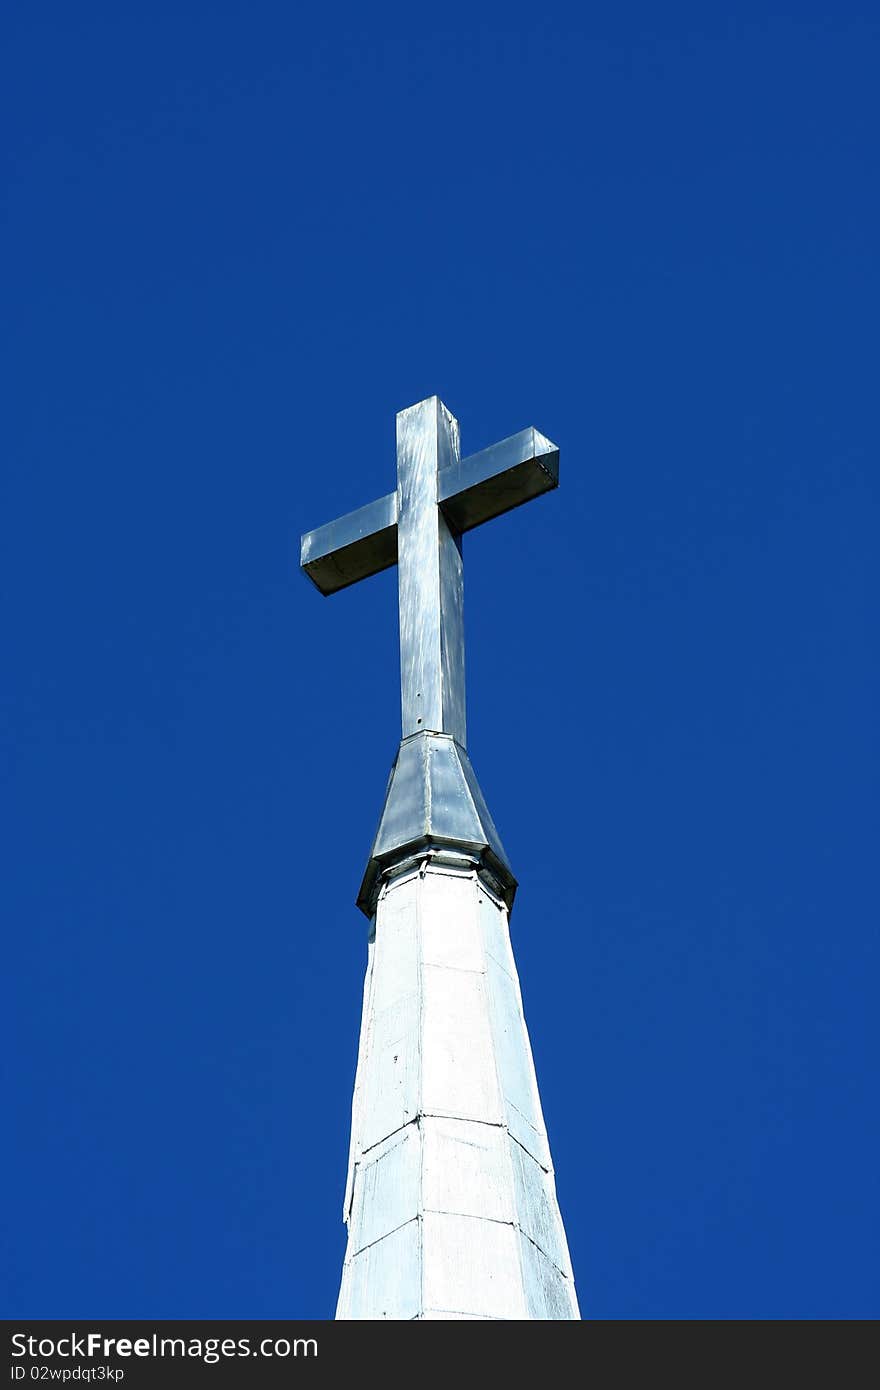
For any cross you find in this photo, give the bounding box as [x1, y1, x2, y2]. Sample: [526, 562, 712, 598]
[300, 396, 559, 750]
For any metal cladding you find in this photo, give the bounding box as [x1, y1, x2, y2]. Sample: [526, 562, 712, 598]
[300, 397, 578, 1319]
[357, 732, 517, 917]
[300, 402, 559, 749]
[300, 395, 559, 912]
[300, 412, 558, 604]
[396, 399, 466, 746]
[437, 426, 559, 535]
[300, 492, 398, 596]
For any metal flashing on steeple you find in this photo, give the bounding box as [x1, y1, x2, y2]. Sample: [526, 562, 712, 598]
[357, 731, 517, 917]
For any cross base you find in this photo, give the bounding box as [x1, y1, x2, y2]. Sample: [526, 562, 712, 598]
[357, 732, 517, 918]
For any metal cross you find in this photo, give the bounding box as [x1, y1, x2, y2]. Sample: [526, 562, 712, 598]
[301, 396, 558, 750]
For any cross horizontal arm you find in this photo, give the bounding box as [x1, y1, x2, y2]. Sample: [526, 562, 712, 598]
[300, 424, 558, 597]
[301, 492, 398, 596]
[438, 427, 559, 535]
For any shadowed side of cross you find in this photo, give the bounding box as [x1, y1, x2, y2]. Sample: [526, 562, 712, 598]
[301, 396, 559, 753]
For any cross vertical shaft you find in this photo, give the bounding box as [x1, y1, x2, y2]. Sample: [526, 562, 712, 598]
[396, 398, 466, 747]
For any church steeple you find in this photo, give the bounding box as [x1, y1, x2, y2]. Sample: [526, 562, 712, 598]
[301, 398, 578, 1320]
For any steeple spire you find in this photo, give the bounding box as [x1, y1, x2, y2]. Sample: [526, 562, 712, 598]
[301, 398, 578, 1319]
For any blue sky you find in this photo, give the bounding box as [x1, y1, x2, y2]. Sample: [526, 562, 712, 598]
[4, 3, 877, 1318]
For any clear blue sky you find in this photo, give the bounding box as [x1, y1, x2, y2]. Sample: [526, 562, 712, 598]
[4, 2, 877, 1319]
